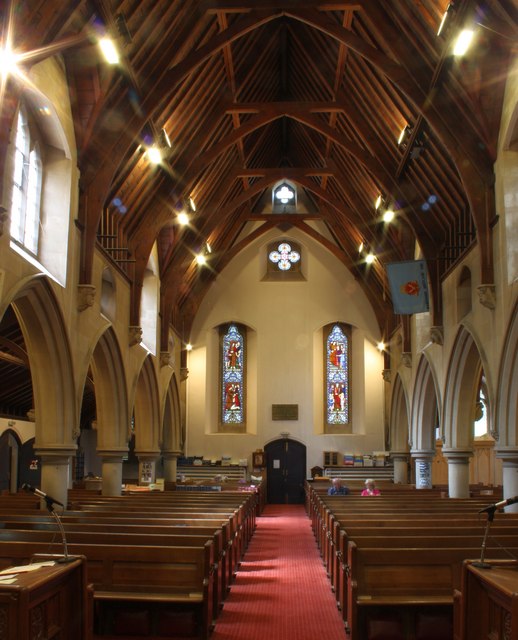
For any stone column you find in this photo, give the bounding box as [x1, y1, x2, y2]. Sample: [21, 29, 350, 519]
[163, 451, 182, 484]
[497, 451, 518, 513]
[390, 453, 409, 484]
[99, 453, 125, 496]
[137, 454, 160, 485]
[443, 450, 472, 498]
[411, 451, 435, 489]
[34, 448, 75, 508]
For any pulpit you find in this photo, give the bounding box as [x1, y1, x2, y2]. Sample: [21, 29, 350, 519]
[455, 559, 518, 640]
[0, 557, 86, 640]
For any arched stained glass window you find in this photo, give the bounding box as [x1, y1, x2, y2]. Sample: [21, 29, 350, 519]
[325, 324, 351, 430]
[221, 324, 245, 427]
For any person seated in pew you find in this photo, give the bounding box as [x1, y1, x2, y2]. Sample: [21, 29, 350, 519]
[328, 478, 350, 496]
[361, 478, 381, 496]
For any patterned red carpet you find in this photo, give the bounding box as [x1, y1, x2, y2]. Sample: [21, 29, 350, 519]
[211, 504, 346, 640]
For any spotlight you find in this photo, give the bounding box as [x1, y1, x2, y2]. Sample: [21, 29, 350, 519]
[383, 209, 395, 223]
[177, 212, 189, 226]
[365, 252, 375, 265]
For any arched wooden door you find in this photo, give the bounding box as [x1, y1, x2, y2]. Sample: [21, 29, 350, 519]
[265, 438, 306, 504]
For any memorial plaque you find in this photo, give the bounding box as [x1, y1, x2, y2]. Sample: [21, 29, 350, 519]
[272, 404, 298, 420]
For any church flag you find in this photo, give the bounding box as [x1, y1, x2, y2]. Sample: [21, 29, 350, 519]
[386, 260, 430, 314]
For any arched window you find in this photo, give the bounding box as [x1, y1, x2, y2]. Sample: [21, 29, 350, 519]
[220, 324, 246, 431]
[10, 106, 42, 255]
[324, 323, 351, 433]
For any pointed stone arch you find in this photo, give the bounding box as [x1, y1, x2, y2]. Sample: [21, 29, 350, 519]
[442, 325, 493, 497]
[411, 354, 441, 453]
[494, 299, 518, 503]
[90, 327, 129, 452]
[161, 372, 183, 483]
[133, 355, 161, 467]
[5, 275, 76, 504]
[495, 299, 518, 449]
[389, 374, 410, 484]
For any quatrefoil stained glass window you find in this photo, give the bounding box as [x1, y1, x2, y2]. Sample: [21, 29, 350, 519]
[269, 242, 300, 271]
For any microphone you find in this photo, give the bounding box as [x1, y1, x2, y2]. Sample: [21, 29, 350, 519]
[22, 483, 64, 507]
[478, 496, 518, 514]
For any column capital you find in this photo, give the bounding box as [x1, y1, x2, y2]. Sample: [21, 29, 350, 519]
[97, 448, 127, 462]
[34, 446, 76, 462]
[495, 448, 518, 464]
[389, 451, 409, 462]
[477, 284, 496, 310]
[410, 449, 436, 460]
[441, 448, 473, 463]
[162, 450, 183, 461]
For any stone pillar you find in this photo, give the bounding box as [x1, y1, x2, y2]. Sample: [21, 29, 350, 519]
[137, 455, 160, 485]
[411, 451, 435, 489]
[34, 449, 75, 509]
[443, 450, 472, 498]
[497, 452, 518, 513]
[100, 454, 124, 496]
[163, 451, 182, 484]
[390, 453, 409, 484]
[414, 458, 432, 489]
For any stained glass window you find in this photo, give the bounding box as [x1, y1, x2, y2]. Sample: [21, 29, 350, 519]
[221, 324, 245, 426]
[325, 324, 350, 427]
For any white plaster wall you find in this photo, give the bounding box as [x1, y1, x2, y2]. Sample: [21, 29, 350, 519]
[187, 227, 385, 473]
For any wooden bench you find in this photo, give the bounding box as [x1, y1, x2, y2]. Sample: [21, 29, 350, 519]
[346, 542, 518, 640]
[0, 539, 215, 640]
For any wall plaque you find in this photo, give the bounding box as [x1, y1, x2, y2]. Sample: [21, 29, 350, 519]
[272, 404, 298, 420]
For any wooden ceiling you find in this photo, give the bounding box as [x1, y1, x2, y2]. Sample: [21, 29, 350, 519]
[0, 0, 516, 417]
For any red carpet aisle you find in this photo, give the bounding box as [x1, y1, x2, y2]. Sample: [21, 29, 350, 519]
[211, 504, 346, 640]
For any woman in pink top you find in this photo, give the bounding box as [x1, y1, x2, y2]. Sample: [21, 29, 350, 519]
[361, 478, 381, 496]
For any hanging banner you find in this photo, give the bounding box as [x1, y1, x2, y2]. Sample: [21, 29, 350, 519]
[386, 260, 430, 314]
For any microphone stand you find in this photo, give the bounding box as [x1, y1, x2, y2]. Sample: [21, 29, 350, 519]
[472, 506, 496, 570]
[43, 497, 75, 564]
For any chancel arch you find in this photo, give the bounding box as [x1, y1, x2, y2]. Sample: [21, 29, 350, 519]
[388, 373, 410, 484]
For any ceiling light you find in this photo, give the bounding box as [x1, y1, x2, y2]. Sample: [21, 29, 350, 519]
[196, 254, 206, 266]
[437, 3, 454, 36]
[398, 125, 409, 146]
[99, 37, 119, 64]
[375, 194, 383, 210]
[0, 46, 20, 78]
[147, 146, 162, 164]
[383, 209, 395, 223]
[453, 29, 474, 56]
[177, 212, 189, 226]
[376, 341, 385, 352]
[161, 127, 171, 148]
[365, 252, 375, 264]
[185, 343, 193, 351]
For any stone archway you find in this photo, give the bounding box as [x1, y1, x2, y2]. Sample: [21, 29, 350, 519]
[8, 276, 77, 505]
[161, 373, 183, 483]
[133, 355, 161, 484]
[442, 326, 489, 498]
[89, 327, 130, 495]
[389, 374, 410, 484]
[411, 355, 442, 487]
[495, 299, 518, 503]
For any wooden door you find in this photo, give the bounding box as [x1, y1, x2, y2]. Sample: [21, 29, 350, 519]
[265, 438, 306, 504]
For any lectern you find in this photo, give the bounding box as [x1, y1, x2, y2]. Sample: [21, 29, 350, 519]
[0, 556, 86, 640]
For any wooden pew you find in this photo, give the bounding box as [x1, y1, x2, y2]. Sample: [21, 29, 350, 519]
[0, 539, 215, 640]
[346, 542, 518, 640]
